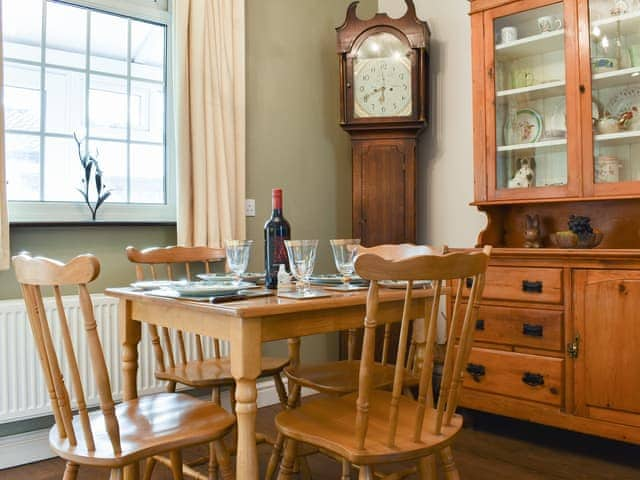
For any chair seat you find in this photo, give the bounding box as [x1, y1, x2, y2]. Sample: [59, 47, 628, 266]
[275, 390, 462, 465]
[50, 393, 235, 468]
[284, 360, 420, 395]
[156, 356, 289, 387]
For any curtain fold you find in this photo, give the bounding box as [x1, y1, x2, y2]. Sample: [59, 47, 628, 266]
[173, 0, 246, 247]
[0, 2, 10, 270]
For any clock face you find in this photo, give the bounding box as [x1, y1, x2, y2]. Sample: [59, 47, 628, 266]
[352, 32, 413, 119]
[353, 57, 412, 118]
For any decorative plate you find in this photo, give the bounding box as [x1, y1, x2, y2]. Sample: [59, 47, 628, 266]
[130, 280, 186, 290]
[606, 86, 640, 117]
[171, 281, 254, 297]
[505, 108, 543, 145]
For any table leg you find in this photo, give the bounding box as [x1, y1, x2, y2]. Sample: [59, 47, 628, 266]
[230, 318, 262, 480]
[119, 299, 141, 480]
[287, 337, 301, 397]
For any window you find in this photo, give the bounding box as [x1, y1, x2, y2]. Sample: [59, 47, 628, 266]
[2, 0, 174, 222]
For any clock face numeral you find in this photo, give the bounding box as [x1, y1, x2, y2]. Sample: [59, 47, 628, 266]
[353, 58, 412, 118]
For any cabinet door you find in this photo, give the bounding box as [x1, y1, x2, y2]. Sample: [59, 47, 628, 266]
[352, 139, 416, 246]
[484, 0, 581, 201]
[573, 270, 640, 426]
[581, 1, 640, 196]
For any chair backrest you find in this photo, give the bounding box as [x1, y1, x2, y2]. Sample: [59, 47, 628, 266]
[353, 244, 492, 450]
[13, 253, 122, 455]
[126, 246, 226, 369]
[345, 244, 448, 368]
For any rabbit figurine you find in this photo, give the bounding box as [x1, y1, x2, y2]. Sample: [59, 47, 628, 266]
[524, 214, 542, 248]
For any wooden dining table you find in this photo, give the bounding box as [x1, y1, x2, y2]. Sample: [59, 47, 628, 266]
[106, 286, 434, 480]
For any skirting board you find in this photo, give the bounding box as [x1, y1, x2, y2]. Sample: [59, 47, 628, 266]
[0, 382, 315, 470]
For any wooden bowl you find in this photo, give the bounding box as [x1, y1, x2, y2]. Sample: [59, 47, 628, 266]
[576, 229, 604, 248]
[549, 231, 578, 248]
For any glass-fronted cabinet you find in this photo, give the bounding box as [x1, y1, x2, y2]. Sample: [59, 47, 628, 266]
[485, 0, 580, 201]
[588, 0, 640, 195]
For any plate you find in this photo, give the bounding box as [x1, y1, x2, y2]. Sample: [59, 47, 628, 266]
[241, 272, 266, 283]
[606, 86, 640, 117]
[505, 108, 543, 144]
[197, 273, 235, 283]
[310, 274, 368, 286]
[379, 280, 433, 289]
[277, 289, 332, 300]
[171, 281, 254, 297]
[130, 280, 186, 290]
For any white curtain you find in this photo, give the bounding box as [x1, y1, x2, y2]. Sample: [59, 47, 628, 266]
[173, 0, 246, 247]
[0, 2, 10, 270]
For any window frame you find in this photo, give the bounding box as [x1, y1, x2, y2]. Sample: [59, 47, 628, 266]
[4, 0, 175, 224]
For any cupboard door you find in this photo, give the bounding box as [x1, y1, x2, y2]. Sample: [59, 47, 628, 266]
[582, 1, 640, 196]
[574, 270, 640, 423]
[484, 0, 581, 201]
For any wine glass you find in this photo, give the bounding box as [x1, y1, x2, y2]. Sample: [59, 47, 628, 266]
[224, 240, 253, 285]
[284, 240, 318, 296]
[329, 239, 361, 290]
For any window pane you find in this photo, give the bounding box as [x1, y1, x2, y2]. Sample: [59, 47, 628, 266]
[90, 11, 128, 75]
[4, 62, 41, 132]
[130, 143, 164, 203]
[6, 134, 40, 201]
[43, 136, 82, 201]
[88, 140, 128, 202]
[2, 0, 42, 62]
[131, 20, 165, 81]
[45, 68, 86, 135]
[89, 75, 127, 139]
[131, 81, 164, 143]
[46, 1, 87, 69]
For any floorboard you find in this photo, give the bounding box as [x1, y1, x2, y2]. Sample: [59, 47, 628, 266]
[2, 406, 639, 479]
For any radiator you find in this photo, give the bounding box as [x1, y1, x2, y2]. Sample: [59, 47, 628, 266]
[0, 294, 226, 424]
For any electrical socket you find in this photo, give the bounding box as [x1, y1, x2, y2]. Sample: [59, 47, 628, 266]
[245, 199, 256, 217]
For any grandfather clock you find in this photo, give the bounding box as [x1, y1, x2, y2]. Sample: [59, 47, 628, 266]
[337, 0, 430, 246]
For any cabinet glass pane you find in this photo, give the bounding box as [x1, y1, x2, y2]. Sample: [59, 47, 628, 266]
[590, 1, 640, 184]
[494, 4, 568, 190]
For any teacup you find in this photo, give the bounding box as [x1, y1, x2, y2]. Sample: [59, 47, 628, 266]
[537, 16, 563, 33]
[501, 26, 518, 44]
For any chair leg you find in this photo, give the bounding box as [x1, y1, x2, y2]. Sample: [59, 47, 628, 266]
[213, 439, 234, 480]
[169, 450, 185, 480]
[273, 373, 288, 409]
[167, 381, 177, 393]
[142, 457, 157, 480]
[298, 455, 312, 480]
[212, 385, 222, 405]
[62, 462, 79, 480]
[265, 384, 302, 480]
[440, 446, 461, 480]
[417, 455, 437, 480]
[277, 438, 298, 480]
[208, 441, 219, 480]
[357, 465, 374, 480]
[341, 459, 351, 480]
[109, 468, 124, 480]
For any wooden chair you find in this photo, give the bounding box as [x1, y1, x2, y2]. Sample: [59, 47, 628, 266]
[265, 245, 446, 479]
[274, 245, 492, 480]
[126, 246, 290, 478]
[12, 253, 236, 480]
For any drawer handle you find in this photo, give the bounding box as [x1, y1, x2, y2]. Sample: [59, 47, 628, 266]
[466, 277, 473, 288]
[522, 280, 543, 293]
[466, 363, 486, 382]
[475, 319, 485, 331]
[522, 323, 543, 337]
[522, 372, 545, 387]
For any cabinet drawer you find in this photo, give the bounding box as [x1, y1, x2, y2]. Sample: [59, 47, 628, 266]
[455, 305, 563, 351]
[462, 348, 563, 406]
[465, 266, 563, 304]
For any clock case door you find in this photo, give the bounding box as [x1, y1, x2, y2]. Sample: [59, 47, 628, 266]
[337, 3, 430, 129]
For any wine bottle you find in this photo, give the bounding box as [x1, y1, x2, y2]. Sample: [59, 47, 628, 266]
[264, 188, 291, 289]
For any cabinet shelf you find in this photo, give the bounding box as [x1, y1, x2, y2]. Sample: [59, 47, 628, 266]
[591, 10, 640, 36]
[497, 138, 567, 152]
[594, 130, 640, 145]
[495, 30, 564, 59]
[592, 67, 640, 89]
[497, 81, 565, 101]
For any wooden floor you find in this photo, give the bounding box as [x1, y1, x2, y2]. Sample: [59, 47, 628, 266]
[3, 405, 640, 479]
